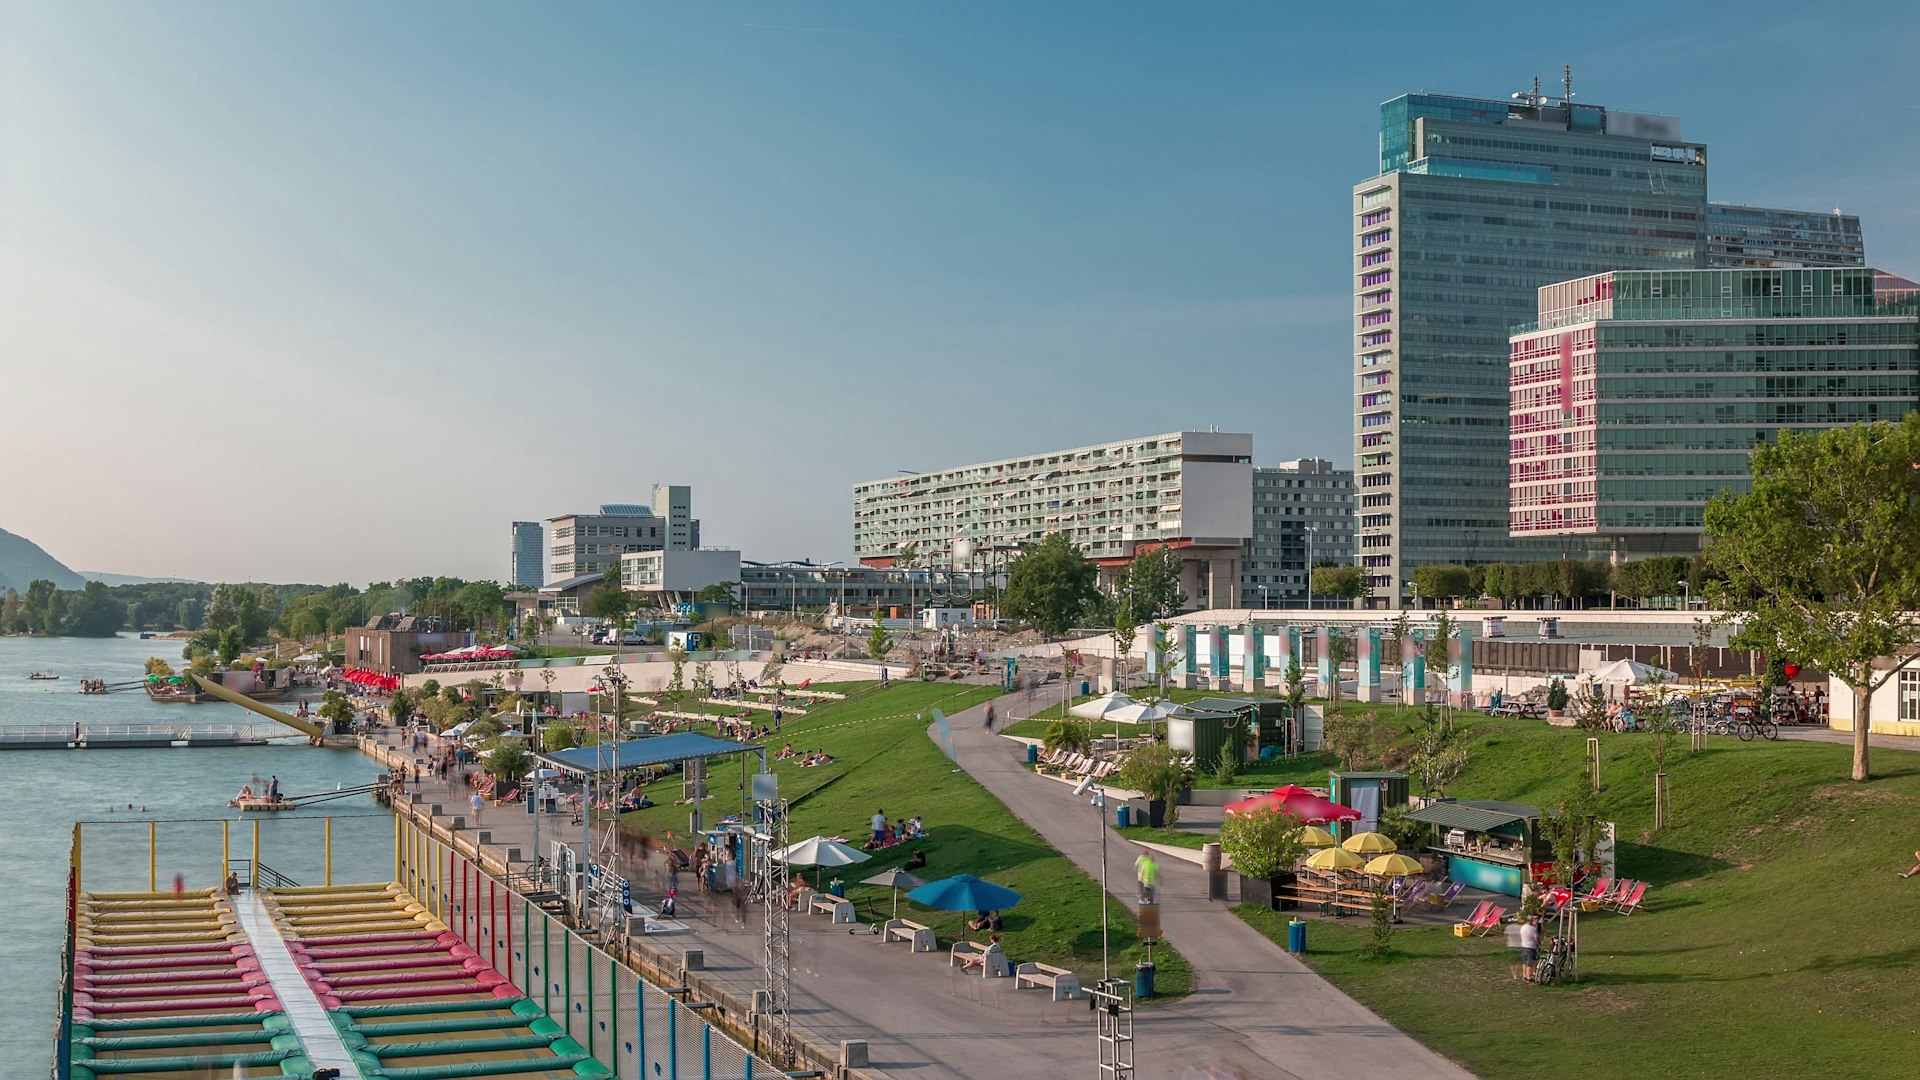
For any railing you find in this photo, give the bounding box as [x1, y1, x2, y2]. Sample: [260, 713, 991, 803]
[229, 859, 300, 889]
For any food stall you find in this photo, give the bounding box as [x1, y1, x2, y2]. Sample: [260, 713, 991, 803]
[1404, 799, 1546, 897]
[1327, 771, 1409, 838]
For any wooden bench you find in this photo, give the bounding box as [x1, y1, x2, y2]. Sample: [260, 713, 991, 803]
[883, 918, 936, 952]
[810, 894, 856, 923]
[1013, 961, 1080, 1000]
[1275, 892, 1378, 916]
[949, 941, 1012, 977]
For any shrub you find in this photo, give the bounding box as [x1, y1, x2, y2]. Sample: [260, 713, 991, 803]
[1111, 744, 1196, 827]
[1042, 720, 1092, 757]
[1213, 740, 1240, 786]
[1545, 678, 1569, 712]
[1217, 807, 1307, 879]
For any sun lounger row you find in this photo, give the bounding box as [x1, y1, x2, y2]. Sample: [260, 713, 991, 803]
[1457, 900, 1508, 936]
[1037, 750, 1118, 780]
[1567, 876, 1648, 915]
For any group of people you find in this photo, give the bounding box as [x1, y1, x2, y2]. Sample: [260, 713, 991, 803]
[776, 745, 836, 768]
[865, 809, 925, 850]
[232, 775, 282, 803]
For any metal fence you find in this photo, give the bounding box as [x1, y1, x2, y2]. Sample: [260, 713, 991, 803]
[400, 817, 782, 1079]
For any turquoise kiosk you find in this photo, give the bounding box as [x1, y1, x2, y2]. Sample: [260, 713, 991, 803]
[1405, 799, 1547, 897]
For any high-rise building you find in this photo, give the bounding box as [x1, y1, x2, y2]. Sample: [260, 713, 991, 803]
[1242, 458, 1355, 609]
[852, 431, 1255, 610]
[1707, 204, 1865, 269]
[1353, 80, 1710, 601]
[509, 521, 543, 589]
[1509, 267, 1920, 555]
[651, 484, 698, 551]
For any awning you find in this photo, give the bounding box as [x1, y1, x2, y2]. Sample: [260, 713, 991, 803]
[1405, 800, 1540, 832]
[539, 732, 763, 775]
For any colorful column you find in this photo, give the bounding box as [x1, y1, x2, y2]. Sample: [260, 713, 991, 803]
[1210, 625, 1230, 681]
[1244, 622, 1266, 691]
[1357, 627, 1383, 702]
[1146, 624, 1166, 678]
[1450, 633, 1475, 705]
[1180, 624, 1198, 687]
[1404, 652, 1426, 704]
[1315, 627, 1332, 693]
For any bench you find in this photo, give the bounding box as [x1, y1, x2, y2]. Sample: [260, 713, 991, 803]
[949, 941, 1012, 977]
[1274, 892, 1378, 916]
[1013, 961, 1080, 1000]
[883, 918, 936, 952]
[810, 894, 856, 924]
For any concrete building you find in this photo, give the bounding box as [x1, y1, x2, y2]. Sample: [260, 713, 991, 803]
[619, 548, 742, 604]
[737, 561, 977, 618]
[510, 521, 543, 589]
[1353, 79, 1710, 601]
[853, 431, 1254, 610]
[546, 489, 698, 581]
[1707, 204, 1865, 269]
[1243, 458, 1355, 609]
[1508, 266, 1920, 556]
[343, 614, 469, 675]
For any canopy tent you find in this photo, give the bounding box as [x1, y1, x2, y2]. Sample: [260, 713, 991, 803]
[538, 731, 763, 776]
[1225, 785, 1362, 824]
[1107, 699, 1175, 724]
[341, 667, 399, 692]
[1585, 658, 1678, 685]
[1069, 692, 1137, 720]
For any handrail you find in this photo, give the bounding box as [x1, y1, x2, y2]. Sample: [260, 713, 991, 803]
[228, 859, 300, 889]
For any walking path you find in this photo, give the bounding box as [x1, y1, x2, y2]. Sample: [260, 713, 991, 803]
[1777, 726, 1920, 753]
[231, 888, 366, 1079]
[954, 692, 1474, 1080]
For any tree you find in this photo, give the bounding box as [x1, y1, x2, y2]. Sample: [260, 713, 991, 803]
[1703, 418, 1920, 781]
[1324, 628, 1352, 708]
[1324, 709, 1388, 771]
[482, 738, 534, 786]
[1310, 565, 1365, 608]
[1000, 532, 1098, 637]
[1109, 595, 1138, 693]
[1110, 744, 1196, 827]
[453, 581, 508, 630]
[663, 648, 689, 712]
[693, 581, 739, 605]
[896, 542, 920, 620]
[318, 690, 355, 730]
[1408, 706, 1469, 796]
[1411, 565, 1472, 606]
[866, 618, 893, 661]
[1282, 656, 1308, 756]
[1645, 682, 1679, 829]
[584, 582, 631, 623]
[1117, 547, 1188, 620]
[1216, 808, 1308, 880]
[64, 581, 125, 637]
[388, 688, 415, 725]
[1388, 610, 1412, 712]
[145, 656, 176, 677]
[1041, 720, 1092, 758]
[1423, 612, 1455, 716]
[1571, 677, 1610, 733]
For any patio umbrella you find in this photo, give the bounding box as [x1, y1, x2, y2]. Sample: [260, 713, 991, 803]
[1342, 831, 1397, 855]
[775, 836, 872, 868]
[1069, 691, 1135, 721]
[1223, 784, 1316, 817]
[1303, 846, 1363, 871]
[1295, 825, 1338, 848]
[905, 874, 1023, 913]
[1364, 853, 1424, 877]
[1587, 658, 1678, 685]
[1281, 792, 1363, 825]
[861, 868, 928, 919]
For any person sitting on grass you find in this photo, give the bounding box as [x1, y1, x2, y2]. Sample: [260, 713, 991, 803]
[958, 932, 1003, 972]
[1901, 850, 1920, 879]
[967, 910, 1002, 932]
[906, 817, 925, 839]
[903, 849, 927, 871]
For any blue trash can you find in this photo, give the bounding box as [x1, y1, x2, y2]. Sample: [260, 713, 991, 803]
[1288, 918, 1307, 954]
[1135, 961, 1156, 999]
[1116, 805, 1130, 829]
[828, 879, 846, 898]
[1026, 743, 1038, 765]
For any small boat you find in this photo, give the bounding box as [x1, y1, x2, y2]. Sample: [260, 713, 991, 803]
[28, 672, 60, 681]
[230, 795, 295, 812]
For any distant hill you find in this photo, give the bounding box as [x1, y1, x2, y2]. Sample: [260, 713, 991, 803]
[78, 571, 203, 587]
[0, 528, 87, 593]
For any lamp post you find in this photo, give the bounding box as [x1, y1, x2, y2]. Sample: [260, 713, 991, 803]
[1410, 581, 1421, 612]
[1258, 584, 1270, 611]
[1678, 579, 1690, 612]
[1306, 525, 1319, 610]
[1075, 776, 1112, 982]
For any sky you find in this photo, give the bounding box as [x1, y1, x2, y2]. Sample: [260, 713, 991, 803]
[4, 1, 1918, 585]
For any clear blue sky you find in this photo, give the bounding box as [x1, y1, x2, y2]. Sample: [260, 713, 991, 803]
[4, 1, 1916, 584]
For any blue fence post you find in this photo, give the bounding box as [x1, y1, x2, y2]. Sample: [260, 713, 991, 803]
[703, 1023, 712, 1079]
[668, 997, 679, 1080]
[637, 986, 646, 1078]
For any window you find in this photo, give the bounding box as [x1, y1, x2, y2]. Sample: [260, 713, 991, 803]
[1902, 670, 1920, 724]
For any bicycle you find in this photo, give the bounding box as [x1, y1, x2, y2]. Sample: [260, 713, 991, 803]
[1536, 935, 1575, 986]
[1737, 716, 1780, 742]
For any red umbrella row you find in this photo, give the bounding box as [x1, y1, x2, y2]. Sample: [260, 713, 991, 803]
[1224, 784, 1361, 823]
[342, 667, 399, 692]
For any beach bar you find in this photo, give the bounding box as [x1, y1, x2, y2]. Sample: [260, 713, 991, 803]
[1404, 799, 1546, 897]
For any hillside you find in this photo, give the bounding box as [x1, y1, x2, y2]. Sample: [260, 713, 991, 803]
[78, 571, 201, 586]
[0, 527, 85, 593]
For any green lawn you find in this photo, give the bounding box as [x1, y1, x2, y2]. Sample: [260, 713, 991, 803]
[1233, 711, 1920, 1080]
[619, 681, 1192, 998]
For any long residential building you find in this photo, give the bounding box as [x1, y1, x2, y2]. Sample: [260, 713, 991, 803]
[852, 431, 1254, 611]
[1242, 458, 1355, 608]
[1508, 266, 1920, 556]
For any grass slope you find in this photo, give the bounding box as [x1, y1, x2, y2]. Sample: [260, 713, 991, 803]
[1234, 710, 1920, 1080]
[620, 681, 1191, 997]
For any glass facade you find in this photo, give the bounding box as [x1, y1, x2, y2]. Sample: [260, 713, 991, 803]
[1509, 267, 1920, 550]
[1707, 204, 1865, 268]
[1355, 91, 1708, 597]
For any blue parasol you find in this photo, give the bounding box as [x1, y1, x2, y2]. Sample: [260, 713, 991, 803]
[904, 874, 1023, 912]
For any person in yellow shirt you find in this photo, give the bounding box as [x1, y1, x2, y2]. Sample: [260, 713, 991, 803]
[1135, 849, 1159, 903]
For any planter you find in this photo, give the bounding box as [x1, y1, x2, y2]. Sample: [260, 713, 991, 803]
[1237, 871, 1297, 911]
[1146, 799, 1168, 829]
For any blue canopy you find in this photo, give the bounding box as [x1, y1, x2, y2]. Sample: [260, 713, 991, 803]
[539, 732, 762, 775]
[904, 874, 1023, 913]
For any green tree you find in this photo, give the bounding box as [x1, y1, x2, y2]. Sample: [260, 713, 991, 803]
[1423, 612, 1455, 717]
[866, 618, 892, 661]
[1408, 705, 1469, 796]
[453, 581, 508, 630]
[693, 581, 740, 605]
[1216, 808, 1307, 880]
[1388, 610, 1412, 712]
[1282, 656, 1308, 755]
[1411, 565, 1472, 606]
[1000, 532, 1098, 637]
[317, 690, 355, 729]
[63, 580, 125, 637]
[1041, 719, 1092, 757]
[1704, 416, 1920, 782]
[1109, 594, 1138, 693]
[663, 648, 689, 712]
[1110, 743, 1196, 827]
[584, 582, 631, 623]
[1310, 565, 1365, 608]
[1117, 547, 1188, 620]
[482, 738, 534, 786]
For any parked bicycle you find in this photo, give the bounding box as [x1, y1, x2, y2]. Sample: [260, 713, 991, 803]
[1536, 934, 1576, 985]
[1737, 715, 1780, 742]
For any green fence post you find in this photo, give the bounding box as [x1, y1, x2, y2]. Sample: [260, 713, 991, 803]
[542, 914, 552, 1015]
[586, 944, 595, 1061]
[668, 997, 679, 1080]
[702, 1022, 711, 1079]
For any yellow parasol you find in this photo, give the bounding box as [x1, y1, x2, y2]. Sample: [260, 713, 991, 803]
[1364, 853, 1425, 877]
[1304, 846, 1364, 871]
[1341, 831, 1397, 855]
[1295, 825, 1337, 849]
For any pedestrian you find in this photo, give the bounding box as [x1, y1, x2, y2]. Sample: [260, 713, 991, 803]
[984, 703, 996, 732]
[470, 790, 484, 825]
[1520, 914, 1541, 982]
[871, 808, 888, 847]
[1134, 848, 1159, 903]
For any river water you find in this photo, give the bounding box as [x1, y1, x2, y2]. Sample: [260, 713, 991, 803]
[0, 634, 395, 1064]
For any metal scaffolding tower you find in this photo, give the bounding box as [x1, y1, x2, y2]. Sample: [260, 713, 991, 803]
[756, 796, 792, 1064]
[1090, 978, 1135, 1079]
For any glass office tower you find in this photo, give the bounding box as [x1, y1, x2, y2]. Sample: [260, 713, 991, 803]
[1353, 87, 1709, 601]
[1509, 267, 1920, 555]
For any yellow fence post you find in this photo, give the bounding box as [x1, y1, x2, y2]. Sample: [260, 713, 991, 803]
[222, 820, 230, 885]
[73, 823, 82, 897]
[326, 817, 334, 886]
[149, 820, 157, 893]
[251, 819, 260, 888]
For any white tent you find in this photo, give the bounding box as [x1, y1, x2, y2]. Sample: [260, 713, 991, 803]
[1069, 691, 1136, 720]
[1587, 658, 1678, 685]
[1106, 699, 1175, 725]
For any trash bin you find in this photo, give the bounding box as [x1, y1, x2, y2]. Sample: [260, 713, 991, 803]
[1115, 805, 1130, 829]
[543, 797, 557, 814]
[1288, 918, 1307, 954]
[1025, 743, 1038, 765]
[1135, 961, 1156, 999]
[828, 879, 846, 898]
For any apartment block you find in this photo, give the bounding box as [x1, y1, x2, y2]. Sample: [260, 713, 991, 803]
[1243, 458, 1355, 608]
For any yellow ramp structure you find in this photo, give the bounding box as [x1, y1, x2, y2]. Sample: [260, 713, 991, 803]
[189, 674, 326, 741]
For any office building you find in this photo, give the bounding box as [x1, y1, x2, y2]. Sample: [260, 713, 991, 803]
[1707, 204, 1865, 269]
[1243, 458, 1355, 608]
[853, 431, 1254, 610]
[509, 521, 543, 589]
[619, 548, 742, 603]
[1353, 79, 1710, 600]
[545, 490, 699, 581]
[650, 484, 699, 550]
[1509, 267, 1920, 556]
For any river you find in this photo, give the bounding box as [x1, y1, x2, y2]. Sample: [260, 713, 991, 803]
[0, 634, 394, 1064]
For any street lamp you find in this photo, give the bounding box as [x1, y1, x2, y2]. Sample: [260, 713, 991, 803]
[1073, 775, 1112, 982]
[1306, 525, 1319, 611]
[1409, 580, 1421, 612]
[1678, 579, 1690, 612]
[1258, 584, 1270, 611]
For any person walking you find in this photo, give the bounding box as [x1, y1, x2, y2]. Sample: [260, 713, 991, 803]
[470, 790, 484, 825]
[1135, 848, 1159, 904]
[983, 703, 996, 732]
[1520, 914, 1541, 982]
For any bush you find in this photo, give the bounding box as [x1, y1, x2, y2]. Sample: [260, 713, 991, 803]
[483, 738, 534, 786]
[1213, 740, 1240, 786]
[1042, 720, 1092, 757]
[1377, 804, 1426, 850]
[1546, 678, 1570, 712]
[1364, 886, 1395, 960]
[1111, 744, 1196, 827]
[1217, 807, 1307, 879]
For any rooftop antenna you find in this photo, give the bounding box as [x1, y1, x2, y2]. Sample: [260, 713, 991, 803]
[1534, 75, 1542, 105]
[1563, 65, 1574, 105]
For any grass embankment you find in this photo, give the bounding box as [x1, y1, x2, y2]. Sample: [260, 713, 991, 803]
[1233, 711, 1920, 1080]
[619, 681, 1192, 998]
